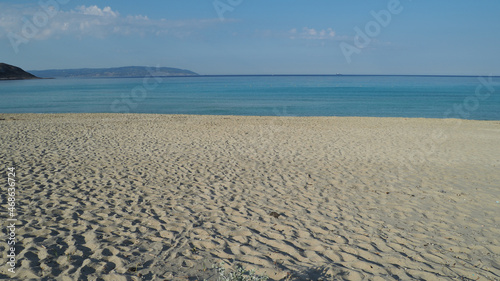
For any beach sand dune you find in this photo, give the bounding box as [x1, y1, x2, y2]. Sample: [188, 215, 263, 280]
[1, 114, 499, 280]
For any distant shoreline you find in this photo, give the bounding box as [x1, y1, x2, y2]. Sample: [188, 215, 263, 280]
[0, 77, 52, 81]
[0, 78, 40, 81]
[25, 73, 500, 79]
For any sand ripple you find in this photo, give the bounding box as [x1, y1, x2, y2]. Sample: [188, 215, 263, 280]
[1, 114, 499, 280]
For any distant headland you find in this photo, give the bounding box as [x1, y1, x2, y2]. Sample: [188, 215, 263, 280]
[0, 63, 40, 80]
[29, 66, 199, 78]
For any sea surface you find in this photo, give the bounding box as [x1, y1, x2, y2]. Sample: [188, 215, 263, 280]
[1, 75, 499, 120]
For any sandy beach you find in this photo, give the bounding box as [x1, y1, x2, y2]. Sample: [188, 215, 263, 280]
[1, 113, 499, 280]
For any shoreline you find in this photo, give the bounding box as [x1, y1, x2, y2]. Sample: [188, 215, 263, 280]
[1, 113, 499, 280]
[2, 112, 500, 121]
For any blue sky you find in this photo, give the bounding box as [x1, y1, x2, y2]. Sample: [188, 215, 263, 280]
[0, 0, 499, 75]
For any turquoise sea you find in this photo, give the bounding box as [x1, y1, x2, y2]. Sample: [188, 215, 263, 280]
[1, 75, 499, 120]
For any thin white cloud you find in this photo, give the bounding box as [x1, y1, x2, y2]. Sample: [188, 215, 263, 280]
[289, 27, 336, 40]
[0, 3, 222, 40]
[75, 5, 119, 17]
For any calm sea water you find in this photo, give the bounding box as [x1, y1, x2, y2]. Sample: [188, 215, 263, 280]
[1, 75, 499, 120]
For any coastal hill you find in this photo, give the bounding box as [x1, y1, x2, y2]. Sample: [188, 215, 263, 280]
[0, 63, 40, 80]
[30, 66, 199, 78]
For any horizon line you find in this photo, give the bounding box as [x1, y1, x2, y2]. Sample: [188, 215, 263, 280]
[194, 74, 500, 78]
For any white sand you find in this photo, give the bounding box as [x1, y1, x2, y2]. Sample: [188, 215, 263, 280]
[0, 114, 499, 280]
